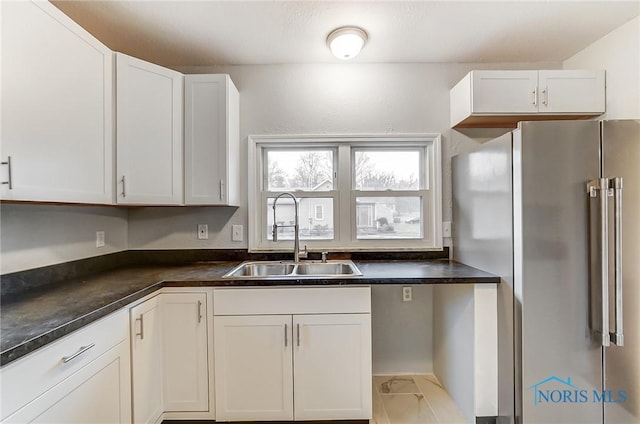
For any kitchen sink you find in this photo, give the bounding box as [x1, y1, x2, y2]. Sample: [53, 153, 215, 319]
[294, 262, 358, 276]
[223, 260, 362, 279]
[225, 262, 295, 277]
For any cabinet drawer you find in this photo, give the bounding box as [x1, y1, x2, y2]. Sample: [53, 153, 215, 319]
[213, 286, 371, 315]
[0, 309, 128, 420]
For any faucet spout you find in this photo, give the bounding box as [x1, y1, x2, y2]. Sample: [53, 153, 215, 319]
[272, 192, 302, 262]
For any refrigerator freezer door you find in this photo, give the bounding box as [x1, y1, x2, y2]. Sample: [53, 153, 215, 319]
[516, 121, 602, 423]
[602, 120, 640, 423]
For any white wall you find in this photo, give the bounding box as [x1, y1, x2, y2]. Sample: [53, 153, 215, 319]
[372, 285, 433, 374]
[563, 16, 640, 120]
[0, 204, 128, 274]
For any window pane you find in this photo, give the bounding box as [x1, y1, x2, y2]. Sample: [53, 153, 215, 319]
[267, 197, 334, 240]
[267, 150, 334, 191]
[356, 197, 421, 239]
[354, 150, 420, 190]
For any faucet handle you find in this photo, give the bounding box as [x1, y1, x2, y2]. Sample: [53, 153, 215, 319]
[299, 245, 308, 259]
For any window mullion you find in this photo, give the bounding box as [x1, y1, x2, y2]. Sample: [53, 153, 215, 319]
[337, 144, 352, 245]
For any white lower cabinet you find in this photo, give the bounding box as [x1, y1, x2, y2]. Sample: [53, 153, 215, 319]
[130, 296, 163, 424]
[293, 314, 372, 421]
[2, 286, 371, 424]
[161, 292, 209, 412]
[3, 342, 130, 424]
[130, 290, 213, 424]
[214, 315, 294, 421]
[0, 310, 131, 424]
[213, 287, 372, 422]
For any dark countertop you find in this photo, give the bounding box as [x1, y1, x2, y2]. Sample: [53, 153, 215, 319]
[0, 259, 498, 366]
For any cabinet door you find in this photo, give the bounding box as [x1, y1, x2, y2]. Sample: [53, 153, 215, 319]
[293, 313, 372, 420]
[214, 315, 293, 421]
[161, 293, 209, 412]
[1, 1, 114, 204]
[184, 74, 239, 206]
[131, 296, 163, 424]
[538, 70, 605, 114]
[471, 70, 539, 114]
[116, 53, 183, 205]
[3, 341, 131, 424]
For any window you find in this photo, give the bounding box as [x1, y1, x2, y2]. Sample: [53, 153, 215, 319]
[248, 135, 442, 251]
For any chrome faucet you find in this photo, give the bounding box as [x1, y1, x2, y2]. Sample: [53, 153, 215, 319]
[272, 192, 307, 262]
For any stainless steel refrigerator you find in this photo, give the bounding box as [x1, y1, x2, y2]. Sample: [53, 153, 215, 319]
[452, 120, 639, 423]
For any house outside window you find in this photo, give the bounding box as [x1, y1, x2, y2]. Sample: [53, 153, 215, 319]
[248, 135, 442, 251]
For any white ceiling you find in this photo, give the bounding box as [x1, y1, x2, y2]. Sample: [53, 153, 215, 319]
[52, 1, 640, 67]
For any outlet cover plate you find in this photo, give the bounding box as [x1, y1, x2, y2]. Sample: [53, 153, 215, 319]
[232, 225, 243, 242]
[96, 231, 105, 248]
[197, 224, 208, 240]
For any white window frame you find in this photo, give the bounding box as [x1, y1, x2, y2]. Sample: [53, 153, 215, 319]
[248, 134, 442, 252]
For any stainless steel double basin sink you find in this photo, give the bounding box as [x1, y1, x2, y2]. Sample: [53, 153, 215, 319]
[223, 260, 362, 279]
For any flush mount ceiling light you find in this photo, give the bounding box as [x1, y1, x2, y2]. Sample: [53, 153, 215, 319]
[327, 26, 368, 60]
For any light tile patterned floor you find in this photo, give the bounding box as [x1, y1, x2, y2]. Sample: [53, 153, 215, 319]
[371, 375, 470, 424]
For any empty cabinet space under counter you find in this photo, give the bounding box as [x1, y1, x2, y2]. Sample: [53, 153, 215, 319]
[212, 286, 372, 422]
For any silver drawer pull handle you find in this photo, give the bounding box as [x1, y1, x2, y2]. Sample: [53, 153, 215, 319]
[1, 156, 13, 189]
[136, 316, 144, 339]
[284, 323, 288, 347]
[62, 343, 96, 363]
[197, 300, 203, 323]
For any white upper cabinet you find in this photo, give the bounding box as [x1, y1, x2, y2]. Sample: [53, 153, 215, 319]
[1, 0, 114, 204]
[184, 74, 240, 206]
[116, 53, 184, 205]
[468, 71, 539, 115]
[450, 69, 605, 128]
[537, 70, 605, 113]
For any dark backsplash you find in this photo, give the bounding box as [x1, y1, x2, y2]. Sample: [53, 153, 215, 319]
[0, 247, 449, 299]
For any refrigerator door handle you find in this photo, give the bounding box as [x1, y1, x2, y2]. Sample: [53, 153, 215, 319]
[610, 177, 624, 346]
[588, 178, 611, 347]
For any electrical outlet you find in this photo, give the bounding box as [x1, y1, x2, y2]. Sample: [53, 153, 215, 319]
[443, 221, 452, 237]
[402, 286, 412, 302]
[197, 224, 208, 240]
[96, 231, 105, 248]
[232, 225, 243, 242]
